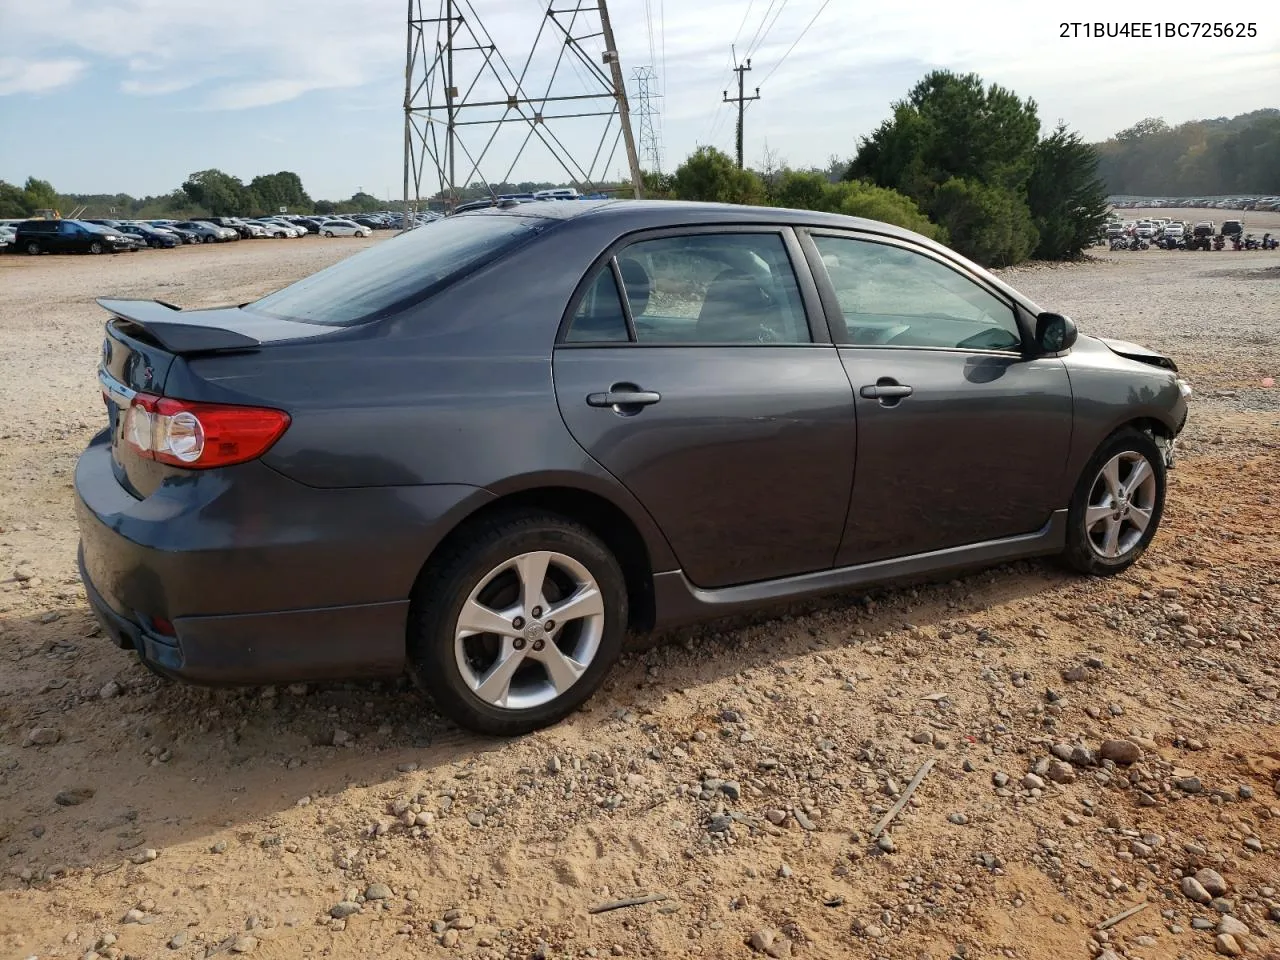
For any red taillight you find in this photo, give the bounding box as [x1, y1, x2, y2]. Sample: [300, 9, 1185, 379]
[123, 393, 290, 469]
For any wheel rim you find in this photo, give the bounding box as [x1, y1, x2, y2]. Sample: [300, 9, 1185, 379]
[26, 242, 40, 255]
[454, 550, 605, 711]
[1085, 451, 1157, 559]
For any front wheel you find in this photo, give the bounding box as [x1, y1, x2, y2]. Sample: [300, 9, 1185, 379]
[89, 241, 104, 254]
[407, 511, 628, 736]
[1062, 428, 1166, 576]
[324, 230, 334, 237]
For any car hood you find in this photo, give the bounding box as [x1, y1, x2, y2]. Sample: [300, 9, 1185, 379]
[1093, 336, 1178, 373]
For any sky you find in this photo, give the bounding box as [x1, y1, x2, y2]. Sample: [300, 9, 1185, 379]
[1, 0, 1277, 201]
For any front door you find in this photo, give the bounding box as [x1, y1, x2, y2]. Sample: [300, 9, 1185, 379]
[553, 229, 857, 589]
[806, 232, 1074, 566]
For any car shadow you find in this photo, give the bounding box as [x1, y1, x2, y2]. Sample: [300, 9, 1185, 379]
[0, 555, 1072, 886]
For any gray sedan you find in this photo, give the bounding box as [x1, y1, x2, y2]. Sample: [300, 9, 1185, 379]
[75, 201, 1189, 735]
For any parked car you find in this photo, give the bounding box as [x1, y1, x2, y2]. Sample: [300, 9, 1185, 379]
[15, 219, 133, 255]
[157, 224, 202, 245]
[172, 220, 229, 243]
[233, 219, 268, 239]
[255, 219, 300, 238]
[318, 219, 372, 238]
[193, 217, 243, 240]
[0, 225, 15, 250]
[76, 200, 1191, 735]
[121, 223, 181, 249]
[1220, 220, 1244, 240]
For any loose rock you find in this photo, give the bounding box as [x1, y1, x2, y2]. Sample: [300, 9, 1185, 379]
[1099, 739, 1142, 765]
[1181, 876, 1212, 904]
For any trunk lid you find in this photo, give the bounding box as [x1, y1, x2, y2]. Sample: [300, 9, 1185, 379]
[96, 299, 340, 498]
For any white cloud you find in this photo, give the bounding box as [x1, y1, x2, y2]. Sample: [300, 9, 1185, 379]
[0, 56, 86, 95]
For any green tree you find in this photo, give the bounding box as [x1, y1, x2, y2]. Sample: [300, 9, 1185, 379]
[831, 180, 945, 242]
[248, 171, 312, 215]
[641, 169, 674, 199]
[181, 169, 251, 216]
[21, 177, 59, 213]
[0, 179, 28, 217]
[671, 147, 766, 205]
[769, 170, 832, 211]
[931, 178, 1037, 267]
[1027, 124, 1109, 260]
[850, 71, 1041, 198]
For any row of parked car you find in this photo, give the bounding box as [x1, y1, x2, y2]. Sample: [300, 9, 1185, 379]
[1111, 196, 1280, 212]
[0, 212, 413, 256]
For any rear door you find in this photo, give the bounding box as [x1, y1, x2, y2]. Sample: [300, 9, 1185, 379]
[803, 231, 1073, 566]
[553, 227, 858, 590]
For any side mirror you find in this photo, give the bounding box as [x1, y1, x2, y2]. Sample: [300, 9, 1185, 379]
[1035, 312, 1077, 354]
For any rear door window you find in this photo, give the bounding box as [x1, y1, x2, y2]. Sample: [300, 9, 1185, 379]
[564, 232, 810, 345]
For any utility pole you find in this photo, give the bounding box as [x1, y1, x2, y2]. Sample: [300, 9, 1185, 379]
[598, 0, 644, 198]
[722, 55, 759, 169]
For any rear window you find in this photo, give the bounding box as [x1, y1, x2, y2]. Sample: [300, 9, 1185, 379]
[246, 213, 550, 326]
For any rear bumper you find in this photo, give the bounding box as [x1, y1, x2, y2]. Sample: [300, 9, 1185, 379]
[74, 433, 491, 684]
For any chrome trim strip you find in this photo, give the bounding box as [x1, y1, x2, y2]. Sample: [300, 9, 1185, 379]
[98, 365, 136, 407]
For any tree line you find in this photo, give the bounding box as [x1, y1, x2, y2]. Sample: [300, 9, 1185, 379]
[1093, 109, 1280, 197]
[0, 169, 393, 222]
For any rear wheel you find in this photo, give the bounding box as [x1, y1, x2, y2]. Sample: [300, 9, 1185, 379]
[25, 241, 41, 255]
[407, 511, 627, 736]
[1062, 428, 1166, 576]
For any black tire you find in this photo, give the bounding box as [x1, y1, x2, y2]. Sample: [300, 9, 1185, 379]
[324, 230, 334, 237]
[89, 241, 104, 254]
[1062, 427, 1166, 576]
[407, 510, 628, 736]
[25, 241, 41, 255]
[202, 234, 214, 243]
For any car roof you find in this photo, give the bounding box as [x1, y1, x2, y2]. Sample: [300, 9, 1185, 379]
[456, 198, 938, 244]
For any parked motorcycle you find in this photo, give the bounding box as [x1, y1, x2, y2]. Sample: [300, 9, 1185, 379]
[1262, 233, 1278, 251]
[1242, 234, 1260, 250]
[1213, 235, 1226, 251]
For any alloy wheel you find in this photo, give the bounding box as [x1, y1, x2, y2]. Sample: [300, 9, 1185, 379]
[1084, 451, 1157, 559]
[453, 550, 605, 710]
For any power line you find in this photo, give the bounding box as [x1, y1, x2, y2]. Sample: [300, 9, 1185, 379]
[742, 0, 778, 59]
[747, 0, 790, 58]
[731, 0, 755, 47]
[759, 0, 833, 87]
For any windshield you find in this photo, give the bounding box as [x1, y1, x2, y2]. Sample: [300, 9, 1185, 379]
[246, 213, 550, 326]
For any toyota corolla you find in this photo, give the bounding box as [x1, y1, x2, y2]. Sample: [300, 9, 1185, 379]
[75, 201, 1190, 735]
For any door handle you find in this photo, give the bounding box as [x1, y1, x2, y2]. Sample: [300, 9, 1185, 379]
[586, 385, 662, 409]
[859, 383, 913, 400]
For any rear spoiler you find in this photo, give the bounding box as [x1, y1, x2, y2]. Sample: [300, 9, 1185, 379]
[97, 299, 337, 354]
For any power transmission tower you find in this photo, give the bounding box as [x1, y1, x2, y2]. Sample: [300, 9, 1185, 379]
[722, 55, 759, 169]
[632, 65, 663, 174]
[403, 0, 643, 216]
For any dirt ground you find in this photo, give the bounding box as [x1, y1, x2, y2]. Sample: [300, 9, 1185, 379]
[1, 213, 1278, 960]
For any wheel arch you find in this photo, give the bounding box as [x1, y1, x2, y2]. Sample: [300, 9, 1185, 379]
[411, 482, 667, 634]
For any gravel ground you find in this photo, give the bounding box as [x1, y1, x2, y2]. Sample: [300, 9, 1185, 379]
[1, 218, 1278, 960]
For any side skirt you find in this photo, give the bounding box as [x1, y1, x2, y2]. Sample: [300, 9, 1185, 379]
[651, 510, 1068, 629]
